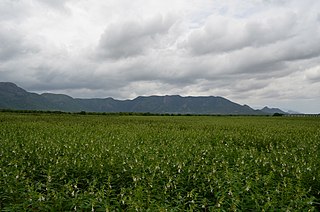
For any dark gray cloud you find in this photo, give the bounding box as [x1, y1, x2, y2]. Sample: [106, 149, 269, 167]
[0, 29, 25, 61]
[0, 24, 38, 61]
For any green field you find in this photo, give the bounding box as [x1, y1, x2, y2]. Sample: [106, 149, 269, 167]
[0, 113, 319, 211]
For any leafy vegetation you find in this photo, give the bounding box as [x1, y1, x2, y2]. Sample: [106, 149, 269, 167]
[0, 113, 319, 211]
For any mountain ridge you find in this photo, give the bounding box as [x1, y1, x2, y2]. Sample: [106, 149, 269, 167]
[261, 106, 287, 115]
[0, 82, 285, 115]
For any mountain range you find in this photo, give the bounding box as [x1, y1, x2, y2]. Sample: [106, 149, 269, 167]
[0, 82, 288, 115]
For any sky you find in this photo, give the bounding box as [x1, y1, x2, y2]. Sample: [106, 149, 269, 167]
[0, 0, 320, 113]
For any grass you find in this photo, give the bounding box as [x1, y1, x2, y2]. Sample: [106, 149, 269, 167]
[0, 112, 319, 211]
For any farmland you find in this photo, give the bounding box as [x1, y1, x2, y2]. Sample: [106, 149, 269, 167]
[0, 112, 319, 211]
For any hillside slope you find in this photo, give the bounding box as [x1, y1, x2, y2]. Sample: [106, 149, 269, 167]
[0, 82, 266, 114]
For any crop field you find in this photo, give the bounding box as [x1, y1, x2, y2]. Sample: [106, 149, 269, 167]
[0, 112, 319, 211]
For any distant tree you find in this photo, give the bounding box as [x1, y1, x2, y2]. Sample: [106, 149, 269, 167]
[273, 113, 284, 117]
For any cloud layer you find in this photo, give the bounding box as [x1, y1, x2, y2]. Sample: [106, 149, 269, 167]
[0, 0, 319, 113]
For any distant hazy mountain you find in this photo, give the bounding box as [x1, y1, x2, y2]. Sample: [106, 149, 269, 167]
[0, 82, 275, 115]
[126, 95, 264, 115]
[286, 110, 303, 114]
[0, 82, 54, 110]
[260, 106, 287, 115]
[41, 93, 83, 111]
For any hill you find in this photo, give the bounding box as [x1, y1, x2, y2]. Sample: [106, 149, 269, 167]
[261, 106, 287, 115]
[1, 82, 269, 115]
[0, 82, 54, 110]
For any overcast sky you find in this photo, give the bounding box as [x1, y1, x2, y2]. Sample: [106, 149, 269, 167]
[0, 0, 319, 113]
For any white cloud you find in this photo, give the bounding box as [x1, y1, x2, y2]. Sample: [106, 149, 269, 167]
[305, 66, 320, 82]
[0, 0, 320, 113]
[97, 15, 176, 59]
[183, 11, 298, 55]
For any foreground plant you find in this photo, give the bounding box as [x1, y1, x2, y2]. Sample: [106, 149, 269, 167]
[0, 113, 319, 211]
